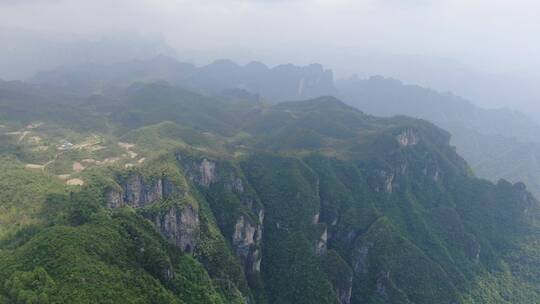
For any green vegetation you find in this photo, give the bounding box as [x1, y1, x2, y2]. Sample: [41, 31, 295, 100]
[0, 157, 66, 239]
[338, 75, 540, 199]
[0, 82, 538, 303]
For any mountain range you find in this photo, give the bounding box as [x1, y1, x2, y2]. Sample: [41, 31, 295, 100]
[0, 78, 538, 303]
[27, 56, 540, 198]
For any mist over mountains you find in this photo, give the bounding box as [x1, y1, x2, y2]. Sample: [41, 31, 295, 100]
[23, 54, 540, 199]
[30, 55, 336, 103]
[1, 24, 540, 304]
[0, 29, 176, 80]
[2, 1, 540, 302]
[0, 59, 539, 303]
[2, 27, 540, 120]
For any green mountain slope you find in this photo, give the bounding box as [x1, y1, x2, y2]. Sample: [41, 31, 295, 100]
[28, 56, 540, 201]
[0, 83, 538, 303]
[337, 75, 540, 198]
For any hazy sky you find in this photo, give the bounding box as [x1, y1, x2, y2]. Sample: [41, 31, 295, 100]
[2, 0, 540, 114]
[1, 0, 540, 76]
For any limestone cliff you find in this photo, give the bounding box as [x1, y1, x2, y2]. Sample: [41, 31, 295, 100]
[105, 172, 199, 254]
[105, 173, 177, 208]
[182, 157, 265, 280]
[233, 215, 262, 273]
[396, 128, 420, 147]
[152, 204, 200, 253]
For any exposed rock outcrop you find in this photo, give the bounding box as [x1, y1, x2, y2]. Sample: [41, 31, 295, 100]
[233, 215, 263, 273]
[198, 159, 217, 187]
[106, 172, 198, 254]
[422, 156, 441, 182]
[353, 242, 373, 274]
[396, 128, 420, 147]
[105, 174, 177, 208]
[184, 158, 220, 187]
[153, 204, 200, 253]
[337, 275, 353, 304]
[513, 182, 540, 221]
[227, 173, 245, 193]
[106, 188, 123, 208]
[184, 157, 266, 273]
[313, 212, 320, 224]
[316, 226, 328, 256]
[374, 170, 396, 193]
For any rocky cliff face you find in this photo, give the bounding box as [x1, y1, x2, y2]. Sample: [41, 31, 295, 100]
[514, 182, 540, 222]
[106, 189, 123, 208]
[374, 170, 396, 193]
[106, 173, 177, 208]
[396, 128, 420, 147]
[198, 159, 217, 187]
[184, 158, 219, 188]
[233, 215, 263, 273]
[337, 276, 353, 304]
[230, 199, 264, 276]
[182, 157, 265, 278]
[105, 172, 199, 254]
[316, 227, 328, 256]
[153, 204, 200, 253]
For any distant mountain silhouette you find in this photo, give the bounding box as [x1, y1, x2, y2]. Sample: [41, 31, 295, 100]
[32, 56, 337, 102]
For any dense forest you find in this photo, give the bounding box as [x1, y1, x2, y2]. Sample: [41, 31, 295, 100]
[0, 78, 538, 303]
